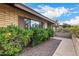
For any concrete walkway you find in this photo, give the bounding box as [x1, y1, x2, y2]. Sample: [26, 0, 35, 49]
[20, 38, 61, 56]
[20, 31, 77, 56]
[53, 37, 76, 56]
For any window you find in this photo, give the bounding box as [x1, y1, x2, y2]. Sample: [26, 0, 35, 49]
[31, 20, 42, 28]
[18, 16, 43, 29]
[24, 19, 31, 29]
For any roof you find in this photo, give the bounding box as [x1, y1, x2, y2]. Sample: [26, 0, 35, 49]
[13, 3, 56, 24]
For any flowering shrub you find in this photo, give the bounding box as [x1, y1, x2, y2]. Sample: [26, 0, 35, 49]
[0, 25, 33, 56]
[0, 25, 54, 55]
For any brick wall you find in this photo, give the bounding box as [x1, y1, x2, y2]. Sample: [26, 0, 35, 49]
[0, 4, 48, 28]
[0, 4, 18, 27]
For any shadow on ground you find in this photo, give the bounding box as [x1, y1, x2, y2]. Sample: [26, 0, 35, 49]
[20, 38, 61, 56]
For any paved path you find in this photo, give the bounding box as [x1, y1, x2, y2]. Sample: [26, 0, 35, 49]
[20, 38, 61, 56]
[55, 31, 71, 38]
[53, 37, 76, 56]
[20, 31, 76, 56]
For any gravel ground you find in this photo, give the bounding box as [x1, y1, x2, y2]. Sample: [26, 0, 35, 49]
[20, 38, 61, 56]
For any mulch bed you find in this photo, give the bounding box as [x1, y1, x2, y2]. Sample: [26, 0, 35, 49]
[20, 38, 61, 56]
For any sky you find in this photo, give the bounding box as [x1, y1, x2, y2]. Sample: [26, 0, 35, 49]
[24, 3, 79, 25]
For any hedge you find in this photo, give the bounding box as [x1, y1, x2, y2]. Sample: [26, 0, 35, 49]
[46, 28, 54, 37]
[0, 25, 54, 55]
[31, 28, 54, 47]
[0, 25, 33, 56]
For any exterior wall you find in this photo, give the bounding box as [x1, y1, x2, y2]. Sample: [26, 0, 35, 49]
[43, 21, 48, 28]
[72, 34, 79, 56]
[48, 22, 57, 32]
[0, 4, 18, 27]
[0, 4, 49, 28]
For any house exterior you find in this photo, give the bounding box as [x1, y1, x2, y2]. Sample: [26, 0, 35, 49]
[0, 3, 57, 29]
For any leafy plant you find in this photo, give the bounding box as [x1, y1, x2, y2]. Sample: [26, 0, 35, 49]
[0, 25, 54, 55]
[31, 28, 54, 47]
[64, 26, 79, 38]
[0, 25, 33, 56]
[46, 28, 54, 37]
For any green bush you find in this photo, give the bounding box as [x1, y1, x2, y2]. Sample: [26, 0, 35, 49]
[0, 25, 54, 55]
[17, 27, 33, 47]
[31, 28, 54, 47]
[46, 28, 54, 37]
[0, 25, 33, 56]
[64, 26, 79, 38]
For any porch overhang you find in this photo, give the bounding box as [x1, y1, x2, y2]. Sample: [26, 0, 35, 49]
[14, 3, 56, 24]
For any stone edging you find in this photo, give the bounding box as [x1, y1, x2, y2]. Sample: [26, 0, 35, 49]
[72, 34, 79, 56]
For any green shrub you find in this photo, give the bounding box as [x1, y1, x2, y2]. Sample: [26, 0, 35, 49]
[46, 28, 54, 37]
[64, 26, 79, 38]
[17, 27, 33, 47]
[31, 28, 54, 47]
[0, 25, 33, 56]
[0, 25, 54, 55]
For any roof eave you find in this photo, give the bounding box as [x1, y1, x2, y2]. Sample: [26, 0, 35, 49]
[14, 3, 55, 24]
